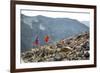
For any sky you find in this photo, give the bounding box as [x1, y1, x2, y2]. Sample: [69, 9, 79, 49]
[21, 9, 90, 22]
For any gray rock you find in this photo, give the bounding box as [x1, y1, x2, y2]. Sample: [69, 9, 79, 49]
[54, 53, 62, 61]
[46, 58, 55, 61]
[23, 52, 33, 59]
[84, 52, 90, 59]
[56, 43, 63, 48]
[84, 41, 89, 51]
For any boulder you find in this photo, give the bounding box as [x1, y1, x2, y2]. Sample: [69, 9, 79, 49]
[54, 53, 62, 61]
[84, 52, 90, 59]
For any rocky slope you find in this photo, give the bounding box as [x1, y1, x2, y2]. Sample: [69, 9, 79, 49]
[21, 32, 89, 63]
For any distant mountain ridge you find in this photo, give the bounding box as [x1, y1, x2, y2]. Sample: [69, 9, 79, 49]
[21, 14, 89, 52]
